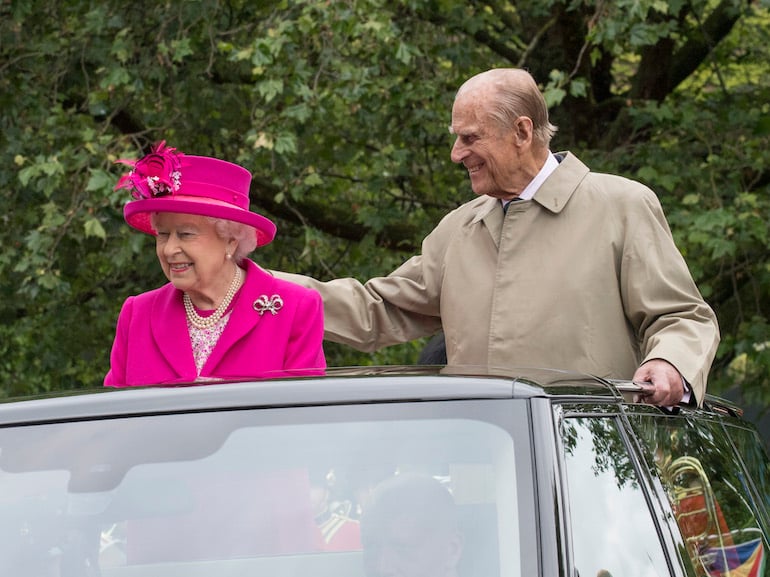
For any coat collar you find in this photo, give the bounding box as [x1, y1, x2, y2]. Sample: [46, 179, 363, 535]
[470, 151, 589, 227]
[531, 151, 589, 214]
[467, 151, 589, 248]
[149, 259, 278, 380]
[201, 260, 277, 375]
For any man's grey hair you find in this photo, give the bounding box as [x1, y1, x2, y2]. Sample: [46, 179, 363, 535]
[456, 68, 558, 147]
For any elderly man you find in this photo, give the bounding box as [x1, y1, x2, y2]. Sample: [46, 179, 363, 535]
[274, 68, 719, 407]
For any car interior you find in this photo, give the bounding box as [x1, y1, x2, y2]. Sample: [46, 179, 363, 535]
[0, 406, 524, 577]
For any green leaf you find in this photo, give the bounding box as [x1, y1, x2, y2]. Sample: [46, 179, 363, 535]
[395, 42, 413, 65]
[18, 165, 37, 187]
[84, 218, 107, 240]
[86, 169, 114, 193]
[274, 133, 297, 155]
[257, 79, 284, 102]
[303, 173, 323, 187]
[170, 38, 194, 62]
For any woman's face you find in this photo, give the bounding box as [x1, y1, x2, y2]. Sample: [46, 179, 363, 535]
[153, 212, 236, 300]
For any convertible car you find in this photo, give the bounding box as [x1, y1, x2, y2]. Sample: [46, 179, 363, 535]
[1, 365, 768, 577]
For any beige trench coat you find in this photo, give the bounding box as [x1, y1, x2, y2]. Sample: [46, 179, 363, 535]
[275, 153, 719, 403]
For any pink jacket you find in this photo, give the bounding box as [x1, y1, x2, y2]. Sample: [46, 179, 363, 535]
[104, 259, 325, 387]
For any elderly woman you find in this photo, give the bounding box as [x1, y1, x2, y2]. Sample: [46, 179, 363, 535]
[104, 142, 325, 386]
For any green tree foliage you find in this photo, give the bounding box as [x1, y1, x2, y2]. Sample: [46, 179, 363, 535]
[1, 0, 768, 402]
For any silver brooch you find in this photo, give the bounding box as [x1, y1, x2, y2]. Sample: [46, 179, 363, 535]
[253, 294, 284, 316]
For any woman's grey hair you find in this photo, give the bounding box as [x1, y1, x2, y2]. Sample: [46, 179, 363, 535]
[149, 214, 258, 264]
[211, 218, 257, 264]
[457, 68, 558, 147]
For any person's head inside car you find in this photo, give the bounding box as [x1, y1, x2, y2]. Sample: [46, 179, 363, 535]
[361, 474, 463, 577]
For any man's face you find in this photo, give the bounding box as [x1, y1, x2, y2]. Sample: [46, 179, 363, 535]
[363, 513, 462, 577]
[449, 91, 521, 200]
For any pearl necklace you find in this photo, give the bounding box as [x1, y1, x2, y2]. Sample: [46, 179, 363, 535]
[183, 266, 243, 330]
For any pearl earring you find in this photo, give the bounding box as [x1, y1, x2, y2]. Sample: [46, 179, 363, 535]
[226, 253, 232, 260]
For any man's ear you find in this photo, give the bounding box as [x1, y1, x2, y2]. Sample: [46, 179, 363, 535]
[513, 116, 534, 145]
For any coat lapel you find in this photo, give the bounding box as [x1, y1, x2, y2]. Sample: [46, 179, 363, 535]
[469, 152, 588, 250]
[472, 196, 503, 249]
[201, 261, 277, 377]
[150, 284, 197, 380]
[533, 152, 588, 214]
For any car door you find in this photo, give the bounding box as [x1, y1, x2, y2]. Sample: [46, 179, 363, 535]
[627, 408, 770, 577]
[555, 402, 685, 577]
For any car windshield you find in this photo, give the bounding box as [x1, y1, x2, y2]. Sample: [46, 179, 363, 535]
[0, 399, 531, 577]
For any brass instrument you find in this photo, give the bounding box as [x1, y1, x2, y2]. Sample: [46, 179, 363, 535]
[663, 455, 733, 576]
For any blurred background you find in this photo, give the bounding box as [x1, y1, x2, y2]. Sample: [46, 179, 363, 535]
[1, 0, 768, 437]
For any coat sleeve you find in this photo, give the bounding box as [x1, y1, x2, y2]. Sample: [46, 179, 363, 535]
[271, 222, 452, 353]
[618, 187, 720, 404]
[104, 296, 136, 388]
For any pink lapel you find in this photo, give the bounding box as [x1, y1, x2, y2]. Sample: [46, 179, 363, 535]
[201, 261, 279, 376]
[150, 284, 198, 381]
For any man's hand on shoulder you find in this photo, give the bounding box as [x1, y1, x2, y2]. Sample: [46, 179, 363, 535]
[632, 359, 685, 407]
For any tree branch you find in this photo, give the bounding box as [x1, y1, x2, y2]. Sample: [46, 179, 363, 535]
[633, 0, 741, 101]
[249, 175, 422, 251]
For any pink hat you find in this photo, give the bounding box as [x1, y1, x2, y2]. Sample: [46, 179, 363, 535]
[117, 142, 276, 247]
